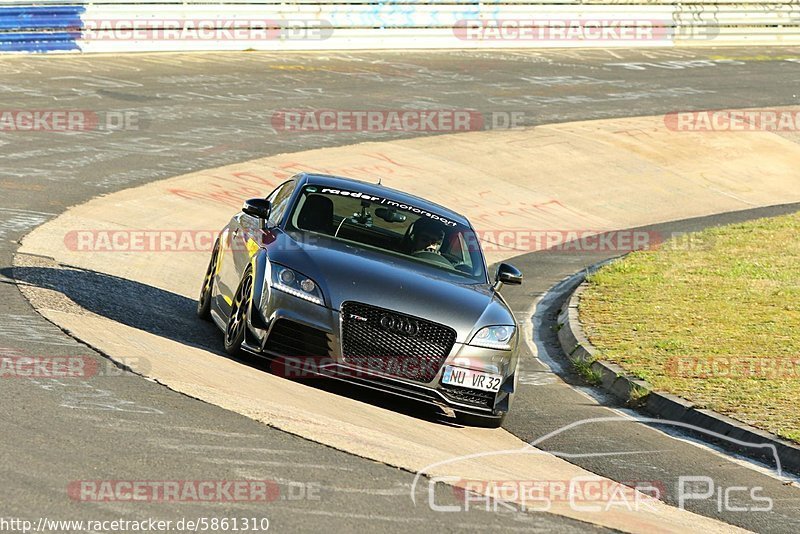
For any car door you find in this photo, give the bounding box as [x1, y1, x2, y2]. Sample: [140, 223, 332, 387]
[214, 180, 297, 320]
[212, 219, 244, 319]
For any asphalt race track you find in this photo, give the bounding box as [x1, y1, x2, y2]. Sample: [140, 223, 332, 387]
[2, 48, 800, 532]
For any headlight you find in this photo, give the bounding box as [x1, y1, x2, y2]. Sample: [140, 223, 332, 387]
[469, 325, 515, 350]
[270, 264, 324, 306]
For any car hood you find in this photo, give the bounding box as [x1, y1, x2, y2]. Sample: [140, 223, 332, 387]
[269, 231, 514, 342]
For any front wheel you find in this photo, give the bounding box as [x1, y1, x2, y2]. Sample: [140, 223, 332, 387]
[223, 266, 253, 356]
[197, 240, 220, 320]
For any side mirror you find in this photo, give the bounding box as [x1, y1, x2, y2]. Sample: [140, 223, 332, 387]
[242, 198, 271, 220]
[494, 263, 523, 290]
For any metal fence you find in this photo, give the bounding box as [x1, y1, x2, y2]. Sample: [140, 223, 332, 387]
[2, 1, 800, 53]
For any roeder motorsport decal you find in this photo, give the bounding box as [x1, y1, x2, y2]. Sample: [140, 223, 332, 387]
[319, 187, 459, 227]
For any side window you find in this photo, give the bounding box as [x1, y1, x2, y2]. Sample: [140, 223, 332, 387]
[456, 233, 474, 271]
[266, 180, 296, 226]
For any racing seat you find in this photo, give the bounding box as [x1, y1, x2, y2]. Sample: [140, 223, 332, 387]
[298, 194, 334, 235]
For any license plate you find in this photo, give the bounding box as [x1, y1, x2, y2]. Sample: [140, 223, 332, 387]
[442, 366, 503, 393]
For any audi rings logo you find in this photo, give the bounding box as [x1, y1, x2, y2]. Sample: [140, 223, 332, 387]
[379, 314, 420, 337]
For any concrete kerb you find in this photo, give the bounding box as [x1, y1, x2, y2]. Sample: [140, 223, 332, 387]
[556, 272, 800, 475]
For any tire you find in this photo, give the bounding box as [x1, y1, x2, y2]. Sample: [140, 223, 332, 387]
[223, 266, 253, 356]
[456, 412, 505, 429]
[197, 240, 220, 320]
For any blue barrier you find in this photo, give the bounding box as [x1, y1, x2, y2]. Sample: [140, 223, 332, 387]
[2, 2, 799, 53]
[0, 5, 84, 52]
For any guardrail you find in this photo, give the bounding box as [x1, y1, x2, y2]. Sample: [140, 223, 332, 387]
[2, 1, 800, 53]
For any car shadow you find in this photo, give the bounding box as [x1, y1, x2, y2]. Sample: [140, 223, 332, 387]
[4, 264, 461, 428]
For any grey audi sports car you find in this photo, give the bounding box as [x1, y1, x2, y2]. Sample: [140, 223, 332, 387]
[197, 173, 523, 426]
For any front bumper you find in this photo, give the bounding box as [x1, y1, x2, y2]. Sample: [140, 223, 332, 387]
[246, 287, 518, 418]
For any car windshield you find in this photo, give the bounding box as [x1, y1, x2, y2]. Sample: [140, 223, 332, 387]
[286, 184, 487, 282]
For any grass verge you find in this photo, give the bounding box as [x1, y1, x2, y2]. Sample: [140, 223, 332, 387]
[579, 211, 800, 443]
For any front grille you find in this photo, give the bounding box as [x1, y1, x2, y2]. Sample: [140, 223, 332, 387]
[264, 319, 331, 359]
[340, 301, 456, 383]
[439, 383, 496, 410]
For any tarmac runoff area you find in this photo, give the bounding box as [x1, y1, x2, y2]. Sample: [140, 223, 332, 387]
[15, 111, 800, 532]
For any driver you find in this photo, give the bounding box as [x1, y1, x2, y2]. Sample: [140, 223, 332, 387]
[410, 218, 445, 254]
